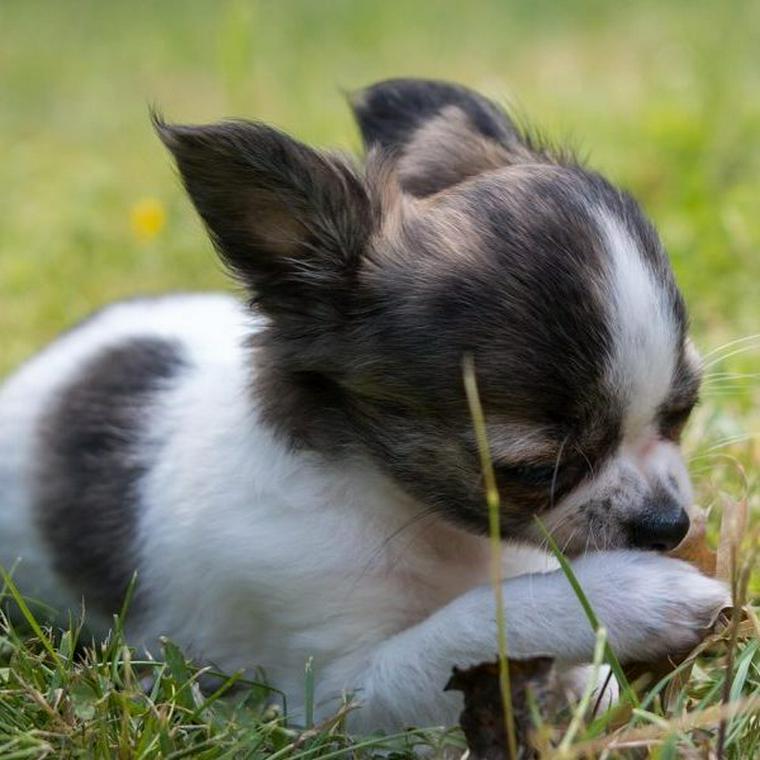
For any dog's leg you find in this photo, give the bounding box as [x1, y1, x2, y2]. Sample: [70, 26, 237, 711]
[334, 550, 727, 731]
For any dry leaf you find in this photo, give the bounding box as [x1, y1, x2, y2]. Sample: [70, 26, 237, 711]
[446, 658, 562, 760]
[668, 504, 716, 576]
[450, 501, 753, 755]
[716, 497, 749, 582]
[626, 500, 753, 693]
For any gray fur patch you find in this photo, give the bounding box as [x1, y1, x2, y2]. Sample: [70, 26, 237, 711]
[33, 337, 187, 615]
[158, 78, 692, 542]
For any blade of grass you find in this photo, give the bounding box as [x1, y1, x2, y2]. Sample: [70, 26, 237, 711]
[565, 693, 760, 759]
[462, 353, 518, 760]
[304, 656, 315, 729]
[0, 566, 63, 675]
[532, 517, 638, 707]
[558, 625, 608, 755]
[187, 671, 244, 724]
[115, 572, 138, 639]
[717, 530, 755, 759]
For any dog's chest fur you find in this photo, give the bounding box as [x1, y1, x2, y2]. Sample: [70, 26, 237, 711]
[133, 331, 497, 675]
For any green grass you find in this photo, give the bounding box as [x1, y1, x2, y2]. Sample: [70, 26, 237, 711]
[1, 571, 465, 758]
[1, 0, 758, 756]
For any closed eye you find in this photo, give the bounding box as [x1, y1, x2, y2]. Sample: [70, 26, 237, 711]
[659, 400, 698, 441]
[495, 462, 558, 487]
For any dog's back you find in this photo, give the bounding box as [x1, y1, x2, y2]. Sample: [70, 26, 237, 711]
[0, 293, 247, 627]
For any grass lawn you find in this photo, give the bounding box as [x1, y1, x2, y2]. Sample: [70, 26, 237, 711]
[1, 0, 758, 756]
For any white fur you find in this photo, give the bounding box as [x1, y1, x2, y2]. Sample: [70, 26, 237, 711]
[598, 209, 679, 441]
[0, 294, 727, 732]
[536, 434, 695, 554]
[528, 212, 695, 552]
[0, 294, 250, 627]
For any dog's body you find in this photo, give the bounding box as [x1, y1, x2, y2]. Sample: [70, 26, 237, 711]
[0, 80, 727, 731]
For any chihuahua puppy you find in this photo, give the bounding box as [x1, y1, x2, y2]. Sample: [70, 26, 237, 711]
[0, 79, 727, 731]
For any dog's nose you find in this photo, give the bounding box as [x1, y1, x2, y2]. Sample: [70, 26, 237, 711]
[628, 508, 690, 551]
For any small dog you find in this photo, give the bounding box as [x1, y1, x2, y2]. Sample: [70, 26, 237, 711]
[0, 79, 727, 731]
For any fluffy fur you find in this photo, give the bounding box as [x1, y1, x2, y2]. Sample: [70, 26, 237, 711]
[0, 79, 727, 732]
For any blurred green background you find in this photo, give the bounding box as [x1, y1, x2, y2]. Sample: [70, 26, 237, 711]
[1, 0, 758, 505]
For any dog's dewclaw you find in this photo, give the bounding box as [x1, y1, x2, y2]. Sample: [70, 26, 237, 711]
[667, 504, 717, 576]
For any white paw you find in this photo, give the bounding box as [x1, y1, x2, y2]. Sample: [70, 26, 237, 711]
[571, 551, 730, 663]
[558, 664, 619, 714]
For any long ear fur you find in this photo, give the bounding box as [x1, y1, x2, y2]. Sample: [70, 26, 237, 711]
[350, 78, 540, 196]
[155, 115, 371, 321]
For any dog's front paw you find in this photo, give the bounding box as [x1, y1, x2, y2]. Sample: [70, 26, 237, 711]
[572, 551, 729, 663]
[558, 663, 620, 713]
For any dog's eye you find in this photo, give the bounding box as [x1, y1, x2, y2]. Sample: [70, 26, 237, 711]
[659, 403, 696, 441]
[496, 462, 558, 487]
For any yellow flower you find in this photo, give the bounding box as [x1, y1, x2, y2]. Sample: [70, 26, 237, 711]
[131, 197, 166, 241]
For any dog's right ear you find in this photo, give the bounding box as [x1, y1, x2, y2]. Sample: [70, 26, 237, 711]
[155, 115, 371, 322]
[350, 78, 538, 196]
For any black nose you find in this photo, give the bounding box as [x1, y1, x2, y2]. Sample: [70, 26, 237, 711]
[628, 508, 690, 551]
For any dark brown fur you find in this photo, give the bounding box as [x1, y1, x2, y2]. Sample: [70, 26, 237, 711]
[157, 79, 697, 538]
[34, 338, 186, 613]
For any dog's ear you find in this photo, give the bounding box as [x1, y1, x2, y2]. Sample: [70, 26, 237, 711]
[155, 116, 371, 321]
[350, 78, 535, 196]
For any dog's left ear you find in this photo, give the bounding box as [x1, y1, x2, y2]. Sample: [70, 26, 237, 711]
[155, 116, 370, 321]
[350, 78, 535, 196]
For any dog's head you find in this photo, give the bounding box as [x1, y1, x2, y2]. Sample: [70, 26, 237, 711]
[157, 78, 700, 554]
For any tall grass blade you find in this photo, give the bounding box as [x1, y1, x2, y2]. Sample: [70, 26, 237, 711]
[462, 353, 518, 759]
[532, 518, 638, 706]
[0, 566, 63, 674]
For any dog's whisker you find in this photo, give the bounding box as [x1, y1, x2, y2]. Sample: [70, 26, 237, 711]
[351, 507, 439, 589]
[702, 341, 760, 370]
[573, 441, 597, 480]
[559, 526, 579, 556]
[700, 333, 760, 361]
[688, 433, 758, 459]
[702, 371, 760, 382]
[700, 388, 753, 397]
[549, 437, 568, 511]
